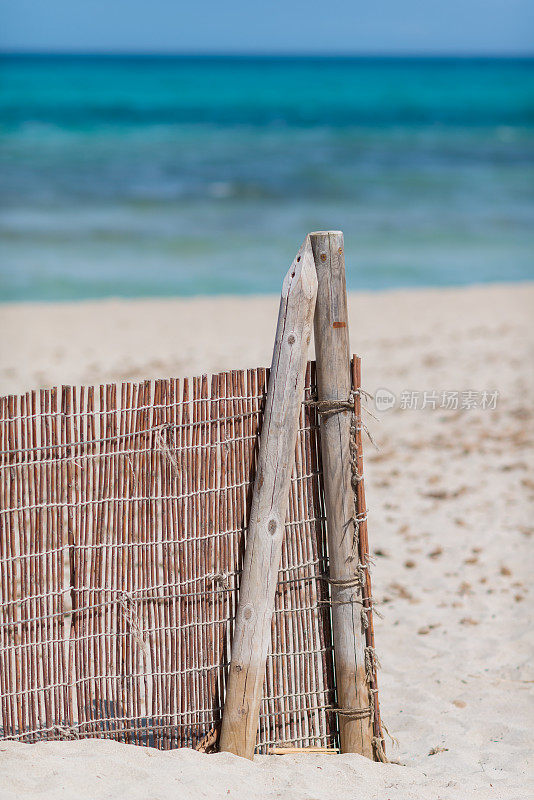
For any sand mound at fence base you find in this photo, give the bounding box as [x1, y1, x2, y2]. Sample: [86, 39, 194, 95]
[0, 738, 502, 800]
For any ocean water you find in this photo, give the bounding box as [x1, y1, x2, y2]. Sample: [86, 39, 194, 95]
[1, 55, 533, 301]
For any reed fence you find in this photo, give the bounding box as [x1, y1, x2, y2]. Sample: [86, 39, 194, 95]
[0, 362, 342, 751]
[0, 230, 385, 759]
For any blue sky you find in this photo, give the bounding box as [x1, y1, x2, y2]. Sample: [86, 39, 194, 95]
[1, 0, 533, 55]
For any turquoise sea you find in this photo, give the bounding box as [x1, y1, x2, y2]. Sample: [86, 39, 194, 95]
[1, 55, 533, 301]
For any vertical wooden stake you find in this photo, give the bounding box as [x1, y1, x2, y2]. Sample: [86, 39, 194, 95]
[310, 231, 374, 758]
[220, 237, 318, 760]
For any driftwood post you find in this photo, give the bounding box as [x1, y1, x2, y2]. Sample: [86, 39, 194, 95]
[220, 237, 318, 760]
[310, 230, 374, 758]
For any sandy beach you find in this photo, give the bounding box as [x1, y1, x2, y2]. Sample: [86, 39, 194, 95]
[0, 282, 533, 799]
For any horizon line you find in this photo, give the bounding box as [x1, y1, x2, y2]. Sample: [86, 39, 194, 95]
[2, 49, 534, 59]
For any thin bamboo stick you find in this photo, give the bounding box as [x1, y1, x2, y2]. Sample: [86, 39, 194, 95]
[352, 356, 385, 760]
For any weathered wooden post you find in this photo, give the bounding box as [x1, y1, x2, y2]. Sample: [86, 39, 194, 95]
[220, 236, 318, 760]
[309, 231, 374, 758]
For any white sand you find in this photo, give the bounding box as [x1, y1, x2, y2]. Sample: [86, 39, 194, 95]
[0, 283, 533, 799]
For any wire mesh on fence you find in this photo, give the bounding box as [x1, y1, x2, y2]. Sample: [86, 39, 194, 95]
[0, 362, 340, 751]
